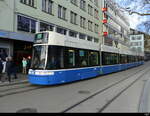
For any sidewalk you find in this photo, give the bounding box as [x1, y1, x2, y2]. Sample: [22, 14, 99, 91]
[0, 73, 28, 86]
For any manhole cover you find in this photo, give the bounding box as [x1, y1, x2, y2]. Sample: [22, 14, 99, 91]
[78, 90, 91, 94]
[16, 108, 37, 113]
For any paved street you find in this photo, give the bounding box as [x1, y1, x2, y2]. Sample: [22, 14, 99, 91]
[0, 62, 150, 113]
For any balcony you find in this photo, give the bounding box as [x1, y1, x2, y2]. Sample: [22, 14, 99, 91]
[106, 34, 130, 47]
[104, 11, 130, 33]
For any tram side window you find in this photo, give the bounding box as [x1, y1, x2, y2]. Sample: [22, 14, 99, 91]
[46, 46, 64, 69]
[78, 50, 88, 67]
[64, 48, 76, 68]
[89, 51, 99, 66]
[102, 52, 110, 65]
[120, 54, 127, 64]
[127, 55, 132, 63]
[113, 54, 119, 64]
[102, 52, 119, 65]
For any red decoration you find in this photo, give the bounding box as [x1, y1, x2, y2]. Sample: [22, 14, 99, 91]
[103, 32, 108, 36]
[102, 19, 107, 23]
[102, 8, 107, 12]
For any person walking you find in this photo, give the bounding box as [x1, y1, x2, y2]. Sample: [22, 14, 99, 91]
[27, 56, 31, 73]
[22, 57, 27, 74]
[5, 57, 12, 82]
[0, 58, 3, 82]
[11, 58, 18, 79]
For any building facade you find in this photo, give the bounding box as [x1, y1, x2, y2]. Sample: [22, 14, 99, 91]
[0, 0, 133, 66]
[101, 0, 131, 53]
[130, 34, 144, 53]
[0, 0, 102, 63]
[130, 28, 150, 61]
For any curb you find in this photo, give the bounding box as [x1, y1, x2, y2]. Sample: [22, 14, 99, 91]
[139, 78, 150, 112]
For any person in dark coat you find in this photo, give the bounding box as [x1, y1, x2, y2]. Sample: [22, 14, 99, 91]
[11, 58, 18, 79]
[5, 57, 12, 82]
[27, 56, 31, 73]
[0, 58, 3, 81]
[6, 57, 18, 82]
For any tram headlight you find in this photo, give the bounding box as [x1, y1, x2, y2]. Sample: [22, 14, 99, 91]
[28, 69, 34, 75]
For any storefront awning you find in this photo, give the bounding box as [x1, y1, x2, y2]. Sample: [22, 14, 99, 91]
[0, 30, 34, 42]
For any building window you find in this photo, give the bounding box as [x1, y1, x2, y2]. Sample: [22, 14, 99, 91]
[104, 37, 113, 46]
[94, 9, 99, 20]
[56, 27, 67, 35]
[94, 24, 99, 33]
[71, 0, 78, 6]
[88, 4, 93, 16]
[94, 0, 98, 7]
[87, 36, 93, 41]
[70, 11, 77, 25]
[94, 38, 99, 43]
[132, 36, 136, 40]
[17, 15, 36, 33]
[20, 0, 35, 7]
[80, 16, 86, 29]
[58, 5, 67, 20]
[80, 0, 86, 11]
[88, 20, 93, 31]
[40, 22, 54, 32]
[42, 0, 53, 15]
[79, 33, 86, 40]
[69, 30, 78, 38]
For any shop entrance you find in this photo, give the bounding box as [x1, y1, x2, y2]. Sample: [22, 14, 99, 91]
[13, 40, 33, 72]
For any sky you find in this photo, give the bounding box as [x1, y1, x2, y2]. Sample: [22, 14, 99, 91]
[116, 0, 150, 33]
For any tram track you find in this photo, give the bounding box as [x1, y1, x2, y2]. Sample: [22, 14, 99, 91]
[0, 66, 143, 99]
[61, 64, 149, 113]
[0, 64, 147, 108]
[0, 83, 46, 98]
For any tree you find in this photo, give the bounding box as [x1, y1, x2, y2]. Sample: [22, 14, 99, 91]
[116, 0, 150, 16]
[115, 0, 150, 33]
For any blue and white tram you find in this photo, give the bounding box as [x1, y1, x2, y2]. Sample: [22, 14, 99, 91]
[28, 31, 144, 85]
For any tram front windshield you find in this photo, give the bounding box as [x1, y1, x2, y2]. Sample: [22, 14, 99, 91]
[31, 46, 47, 69]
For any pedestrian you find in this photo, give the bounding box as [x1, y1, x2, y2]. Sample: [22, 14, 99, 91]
[0, 58, 3, 82]
[22, 57, 27, 74]
[11, 58, 18, 79]
[27, 56, 31, 72]
[5, 57, 12, 82]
